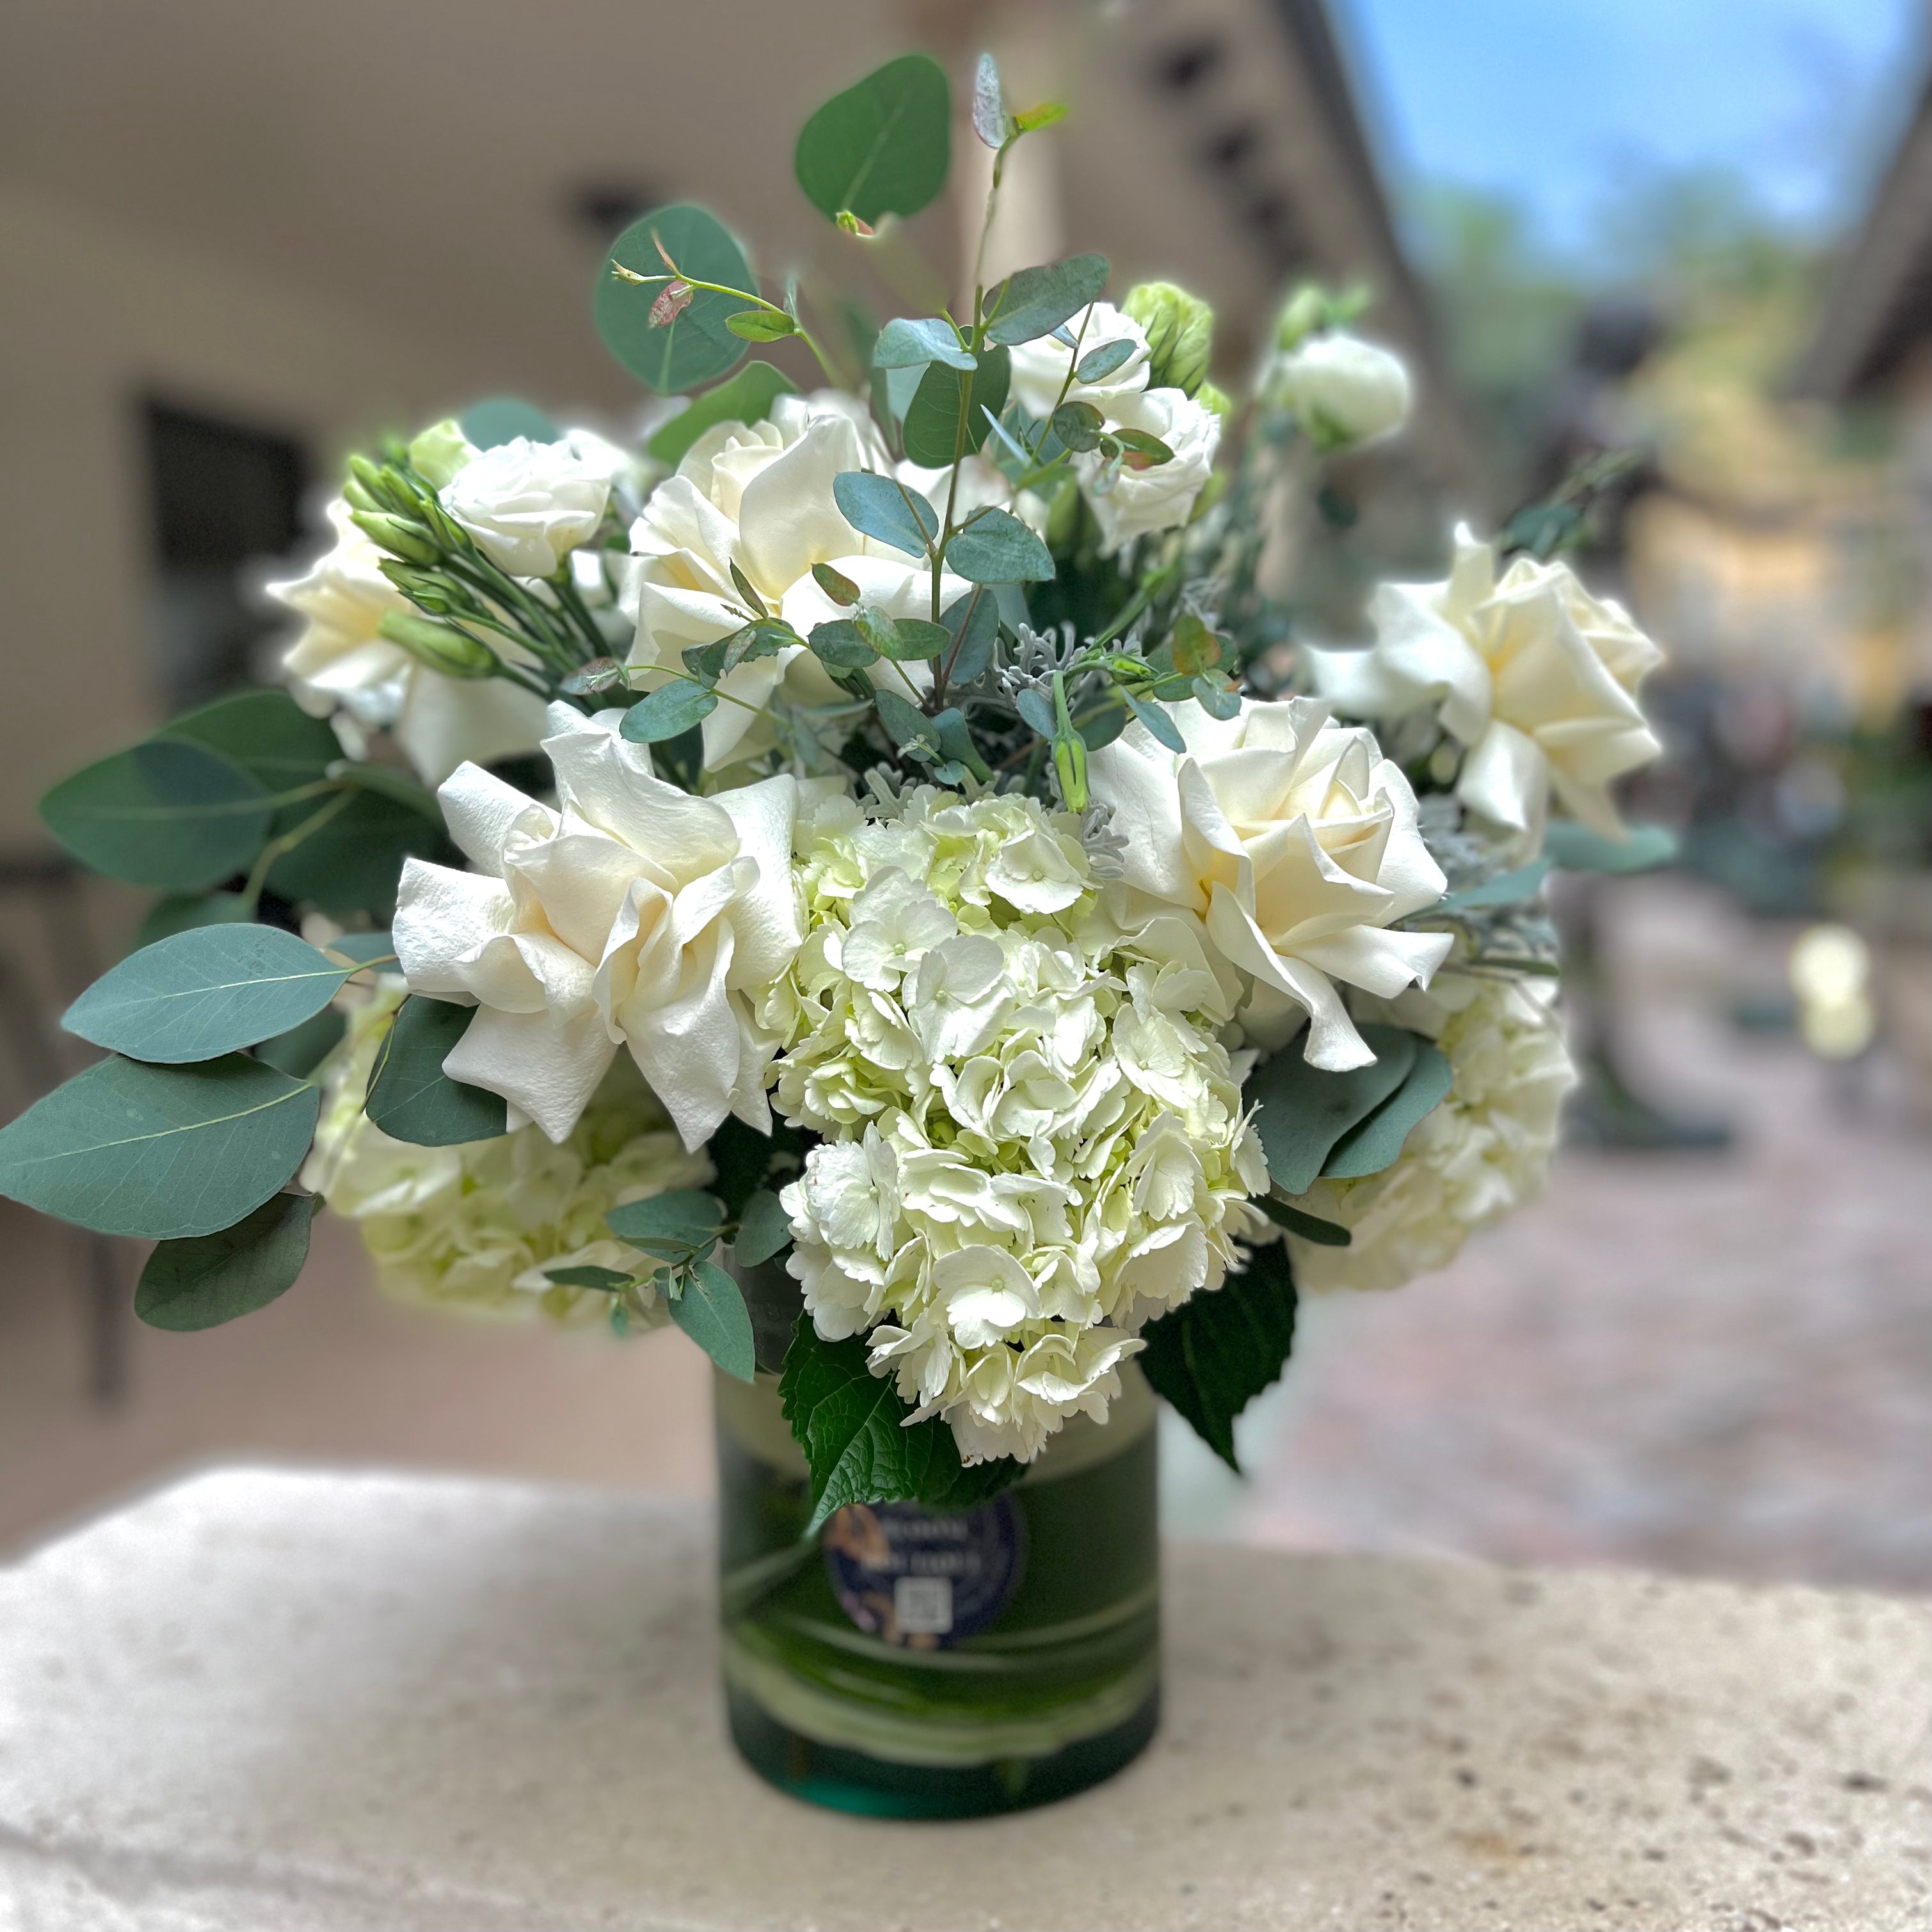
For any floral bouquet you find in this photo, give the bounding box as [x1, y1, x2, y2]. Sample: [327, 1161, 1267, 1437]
[0, 54, 1663, 1813]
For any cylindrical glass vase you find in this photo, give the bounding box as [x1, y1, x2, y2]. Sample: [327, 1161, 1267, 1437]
[715, 1364, 1160, 1818]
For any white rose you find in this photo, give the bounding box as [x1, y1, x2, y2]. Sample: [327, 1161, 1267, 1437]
[625, 393, 970, 770]
[267, 498, 548, 785]
[1265, 331, 1411, 448]
[440, 434, 617, 578]
[1088, 694, 1451, 1069]
[1307, 525, 1664, 843]
[392, 702, 806, 1149]
[1082, 387, 1221, 555]
[1008, 301, 1153, 419]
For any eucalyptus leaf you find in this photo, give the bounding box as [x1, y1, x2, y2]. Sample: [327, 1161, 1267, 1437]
[1051, 400, 1104, 452]
[794, 54, 952, 227]
[544, 1264, 636, 1291]
[132, 892, 252, 953]
[1543, 820, 1679, 875]
[983, 254, 1110, 347]
[1321, 1041, 1453, 1180]
[1192, 675, 1242, 721]
[646, 362, 795, 467]
[672, 1257, 757, 1382]
[605, 1189, 725, 1252]
[364, 996, 508, 1146]
[457, 397, 559, 448]
[1077, 691, 1130, 751]
[621, 681, 719, 744]
[63, 924, 357, 1064]
[779, 1318, 1021, 1531]
[1435, 859, 1552, 913]
[930, 707, 992, 781]
[874, 688, 935, 751]
[945, 507, 1055, 584]
[0, 1054, 319, 1240]
[1245, 1024, 1419, 1196]
[724, 310, 797, 342]
[832, 471, 938, 557]
[873, 317, 974, 372]
[1254, 1195, 1352, 1247]
[1115, 426, 1174, 465]
[901, 346, 1009, 466]
[874, 616, 951, 662]
[1138, 1241, 1297, 1471]
[163, 690, 341, 795]
[135, 1192, 316, 1330]
[1075, 339, 1137, 383]
[938, 587, 998, 685]
[1125, 693, 1186, 753]
[595, 203, 754, 395]
[42, 738, 272, 892]
[971, 52, 1009, 149]
[264, 788, 454, 920]
[1015, 688, 1057, 737]
[811, 562, 861, 606]
[808, 619, 881, 670]
[255, 1005, 346, 1080]
[733, 1187, 792, 1268]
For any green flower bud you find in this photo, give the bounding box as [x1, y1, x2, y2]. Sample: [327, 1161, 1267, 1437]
[1122, 282, 1215, 397]
[351, 510, 440, 567]
[1196, 380, 1234, 424]
[407, 419, 479, 491]
[1044, 472, 1082, 551]
[1052, 731, 1088, 812]
[376, 611, 499, 679]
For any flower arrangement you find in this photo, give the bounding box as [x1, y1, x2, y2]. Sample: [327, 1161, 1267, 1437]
[1, 52, 1663, 1528]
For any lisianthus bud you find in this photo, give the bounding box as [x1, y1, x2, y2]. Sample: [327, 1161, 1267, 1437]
[1122, 282, 1215, 397]
[1196, 380, 1234, 424]
[1266, 332, 1411, 450]
[407, 419, 479, 491]
[376, 611, 499, 679]
[1052, 731, 1089, 811]
[350, 510, 440, 567]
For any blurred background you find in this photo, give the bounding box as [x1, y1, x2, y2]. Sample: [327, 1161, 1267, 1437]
[0, 0, 1926, 1593]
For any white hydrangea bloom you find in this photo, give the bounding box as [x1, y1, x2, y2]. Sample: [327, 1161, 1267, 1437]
[303, 990, 714, 1324]
[769, 786, 1270, 1464]
[267, 498, 550, 785]
[1087, 694, 1452, 1069]
[1305, 525, 1665, 846]
[625, 392, 971, 770]
[1284, 975, 1576, 1293]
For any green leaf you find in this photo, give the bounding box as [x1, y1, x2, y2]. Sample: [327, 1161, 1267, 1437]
[734, 1186, 792, 1267]
[1012, 100, 1067, 134]
[458, 397, 560, 449]
[833, 471, 938, 557]
[1115, 426, 1174, 465]
[1321, 1041, 1452, 1180]
[1245, 1024, 1419, 1196]
[808, 619, 881, 671]
[930, 708, 993, 782]
[324, 761, 443, 822]
[63, 925, 356, 1064]
[938, 587, 998, 685]
[945, 507, 1055, 584]
[1543, 820, 1678, 875]
[1435, 859, 1551, 914]
[1075, 339, 1137, 383]
[795, 54, 952, 227]
[971, 51, 1010, 148]
[1076, 691, 1130, 751]
[162, 690, 342, 795]
[135, 1193, 316, 1330]
[902, 346, 1009, 466]
[1124, 692, 1186, 753]
[255, 1005, 346, 1079]
[595, 203, 754, 395]
[811, 562, 862, 606]
[1051, 400, 1104, 452]
[621, 680, 719, 744]
[132, 891, 252, 952]
[682, 639, 730, 685]
[779, 1318, 1020, 1532]
[646, 361, 796, 467]
[982, 253, 1109, 346]
[874, 616, 951, 662]
[1138, 1241, 1298, 1472]
[363, 996, 508, 1146]
[264, 788, 454, 920]
[605, 1189, 725, 1253]
[874, 316, 975, 372]
[874, 688, 936, 752]
[1254, 1195, 1352, 1246]
[1192, 675, 1242, 721]
[42, 739, 273, 891]
[725, 309, 797, 342]
[672, 1257, 757, 1382]
[706, 1115, 807, 1224]
[0, 1054, 319, 1240]
[544, 1263, 636, 1291]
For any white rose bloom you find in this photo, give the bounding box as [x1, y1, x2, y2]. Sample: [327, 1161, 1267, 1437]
[1008, 301, 1152, 419]
[1306, 525, 1665, 844]
[1264, 331, 1412, 448]
[392, 702, 806, 1150]
[268, 498, 549, 785]
[1088, 695, 1451, 1069]
[440, 433, 619, 579]
[1285, 975, 1576, 1292]
[1080, 387, 1221, 555]
[626, 393, 971, 770]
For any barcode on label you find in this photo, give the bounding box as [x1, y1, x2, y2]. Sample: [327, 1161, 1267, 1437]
[893, 1574, 954, 1635]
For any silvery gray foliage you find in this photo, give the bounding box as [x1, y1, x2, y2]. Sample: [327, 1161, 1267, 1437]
[1079, 802, 1128, 878]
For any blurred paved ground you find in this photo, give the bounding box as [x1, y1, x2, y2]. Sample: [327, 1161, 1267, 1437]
[2, 877, 1927, 1593]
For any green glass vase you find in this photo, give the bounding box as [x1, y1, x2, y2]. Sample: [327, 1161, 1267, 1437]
[714, 1364, 1161, 1818]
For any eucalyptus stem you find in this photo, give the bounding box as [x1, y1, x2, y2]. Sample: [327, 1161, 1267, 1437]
[239, 788, 355, 912]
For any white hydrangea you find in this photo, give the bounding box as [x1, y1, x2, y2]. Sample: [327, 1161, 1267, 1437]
[767, 785, 1270, 1464]
[303, 989, 714, 1323]
[1283, 974, 1576, 1293]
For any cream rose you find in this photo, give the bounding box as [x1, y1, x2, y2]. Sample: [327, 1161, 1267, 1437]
[1307, 525, 1663, 844]
[1088, 695, 1451, 1068]
[392, 702, 805, 1149]
[1265, 331, 1411, 448]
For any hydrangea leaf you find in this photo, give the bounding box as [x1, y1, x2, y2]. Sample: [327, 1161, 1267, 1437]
[595, 203, 754, 395]
[135, 1193, 316, 1331]
[1138, 1240, 1298, 1471]
[1321, 1041, 1453, 1181]
[0, 1055, 319, 1240]
[794, 54, 952, 227]
[1245, 1023, 1418, 1196]
[982, 253, 1110, 347]
[779, 1319, 1021, 1532]
[363, 996, 508, 1146]
[673, 1257, 757, 1383]
[63, 925, 358, 1065]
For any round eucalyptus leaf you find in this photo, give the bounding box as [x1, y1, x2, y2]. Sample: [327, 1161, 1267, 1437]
[136, 1193, 317, 1331]
[595, 204, 754, 395]
[458, 397, 561, 448]
[364, 996, 507, 1147]
[620, 682, 719, 744]
[794, 54, 951, 226]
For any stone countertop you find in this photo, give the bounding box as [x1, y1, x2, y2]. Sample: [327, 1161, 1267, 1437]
[0, 1469, 1923, 1931]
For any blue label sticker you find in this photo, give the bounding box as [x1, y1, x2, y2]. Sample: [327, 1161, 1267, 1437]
[822, 1495, 1026, 1650]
